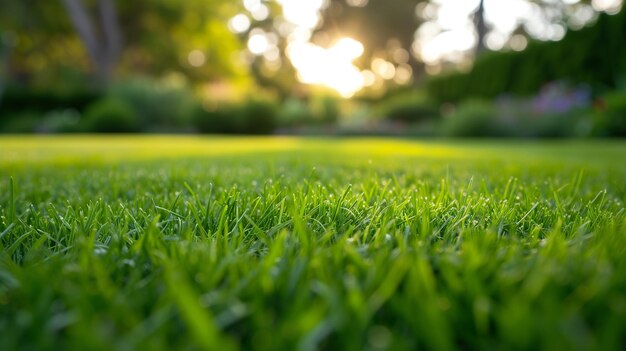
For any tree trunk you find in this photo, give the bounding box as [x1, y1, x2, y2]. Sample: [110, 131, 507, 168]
[0, 34, 13, 107]
[61, 0, 122, 82]
[474, 0, 487, 57]
[0, 52, 6, 108]
[98, 0, 122, 77]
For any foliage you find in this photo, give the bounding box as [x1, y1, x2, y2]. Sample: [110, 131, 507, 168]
[494, 82, 594, 138]
[592, 90, 626, 137]
[193, 98, 277, 135]
[0, 86, 99, 118]
[1, 138, 626, 350]
[318, 0, 421, 69]
[36, 109, 82, 134]
[107, 78, 196, 132]
[192, 104, 237, 134]
[116, 0, 245, 81]
[276, 98, 315, 128]
[0, 0, 243, 85]
[440, 100, 505, 137]
[310, 94, 340, 124]
[82, 98, 139, 133]
[0, 111, 40, 133]
[427, 9, 626, 103]
[379, 91, 439, 124]
[237, 98, 277, 134]
[527, 112, 584, 138]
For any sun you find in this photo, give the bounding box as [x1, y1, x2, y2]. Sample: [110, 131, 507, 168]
[287, 37, 366, 98]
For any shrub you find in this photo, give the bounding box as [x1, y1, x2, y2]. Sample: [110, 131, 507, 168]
[441, 100, 506, 137]
[493, 83, 593, 138]
[426, 10, 626, 103]
[192, 104, 240, 134]
[277, 98, 315, 128]
[36, 109, 82, 133]
[82, 98, 139, 133]
[380, 92, 439, 124]
[108, 78, 195, 132]
[0, 111, 41, 134]
[236, 99, 277, 134]
[529, 112, 581, 138]
[310, 95, 340, 124]
[193, 98, 277, 135]
[0, 86, 99, 117]
[593, 91, 626, 137]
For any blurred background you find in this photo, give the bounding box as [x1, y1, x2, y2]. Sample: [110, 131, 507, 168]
[0, 0, 624, 137]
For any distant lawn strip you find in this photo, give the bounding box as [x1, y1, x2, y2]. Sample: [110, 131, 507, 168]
[1, 137, 625, 350]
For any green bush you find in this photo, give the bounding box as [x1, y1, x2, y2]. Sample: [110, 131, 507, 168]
[0, 111, 41, 134]
[36, 109, 82, 133]
[441, 100, 506, 137]
[0, 86, 99, 117]
[82, 98, 140, 133]
[527, 111, 590, 138]
[380, 92, 439, 124]
[593, 91, 626, 137]
[310, 95, 340, 124]
[108, 78, 195, 132]
[277, 98, 315, 128]
[192, 104, 236, 134]
[193, 99, 277, 134]
[237, 98, 277, 134]
[427, 10, 626, 103]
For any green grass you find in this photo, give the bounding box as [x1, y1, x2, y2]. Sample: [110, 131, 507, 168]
[1, 136, 625, 350]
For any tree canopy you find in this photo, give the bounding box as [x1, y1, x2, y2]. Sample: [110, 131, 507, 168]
[0, 0, 243, 88]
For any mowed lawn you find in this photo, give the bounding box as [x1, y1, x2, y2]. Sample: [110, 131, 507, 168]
[1, 136, 625, 350]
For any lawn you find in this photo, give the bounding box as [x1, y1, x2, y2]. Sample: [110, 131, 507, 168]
[1, 136, 625, 350]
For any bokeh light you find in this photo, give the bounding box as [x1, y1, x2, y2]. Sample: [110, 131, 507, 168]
[287, 37, 365, 98]
[228, 14, 251, 33]
[247, 32, 269, 55]
[414, 0, 623, 66]
[187, 50, 206, 67]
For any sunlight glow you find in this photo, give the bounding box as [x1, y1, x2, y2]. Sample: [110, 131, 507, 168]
[228, 14, 251, 33]
[593, 0, 623, 13]
[361, 70, 376, 87]
[371, 58, 396, 80]
[276, 0, 327, 30]
[287, 38, 365, 98]
[414, 0, 623, 66]
[248, 33, 269, 55]
[243, 0, 261, 12]
[246, 0, 417, 95]
[346, 0, 369, 7]
[251, 5, 270, 21]
[272, 0, 369, 97]
[394, 64, 413, 85]
[328, 38, 364, 61]
[187, 50, 206, 67]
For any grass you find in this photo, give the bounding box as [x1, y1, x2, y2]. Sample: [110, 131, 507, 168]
[1, 136, 625, 350]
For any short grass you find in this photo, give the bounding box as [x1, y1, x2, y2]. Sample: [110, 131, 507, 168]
[1, 136, 625, 351]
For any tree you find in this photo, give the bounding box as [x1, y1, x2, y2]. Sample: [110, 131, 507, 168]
[0, 0, 78, 86]
[319, 0, 422, 59]
[60, 0, 122, 82]
[416, 0, 616, 68]
[0, 0, 243, 88]
[317, 0, 425, 83]
[474, 0, 486, 56]
[0, 37, 10, 105]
